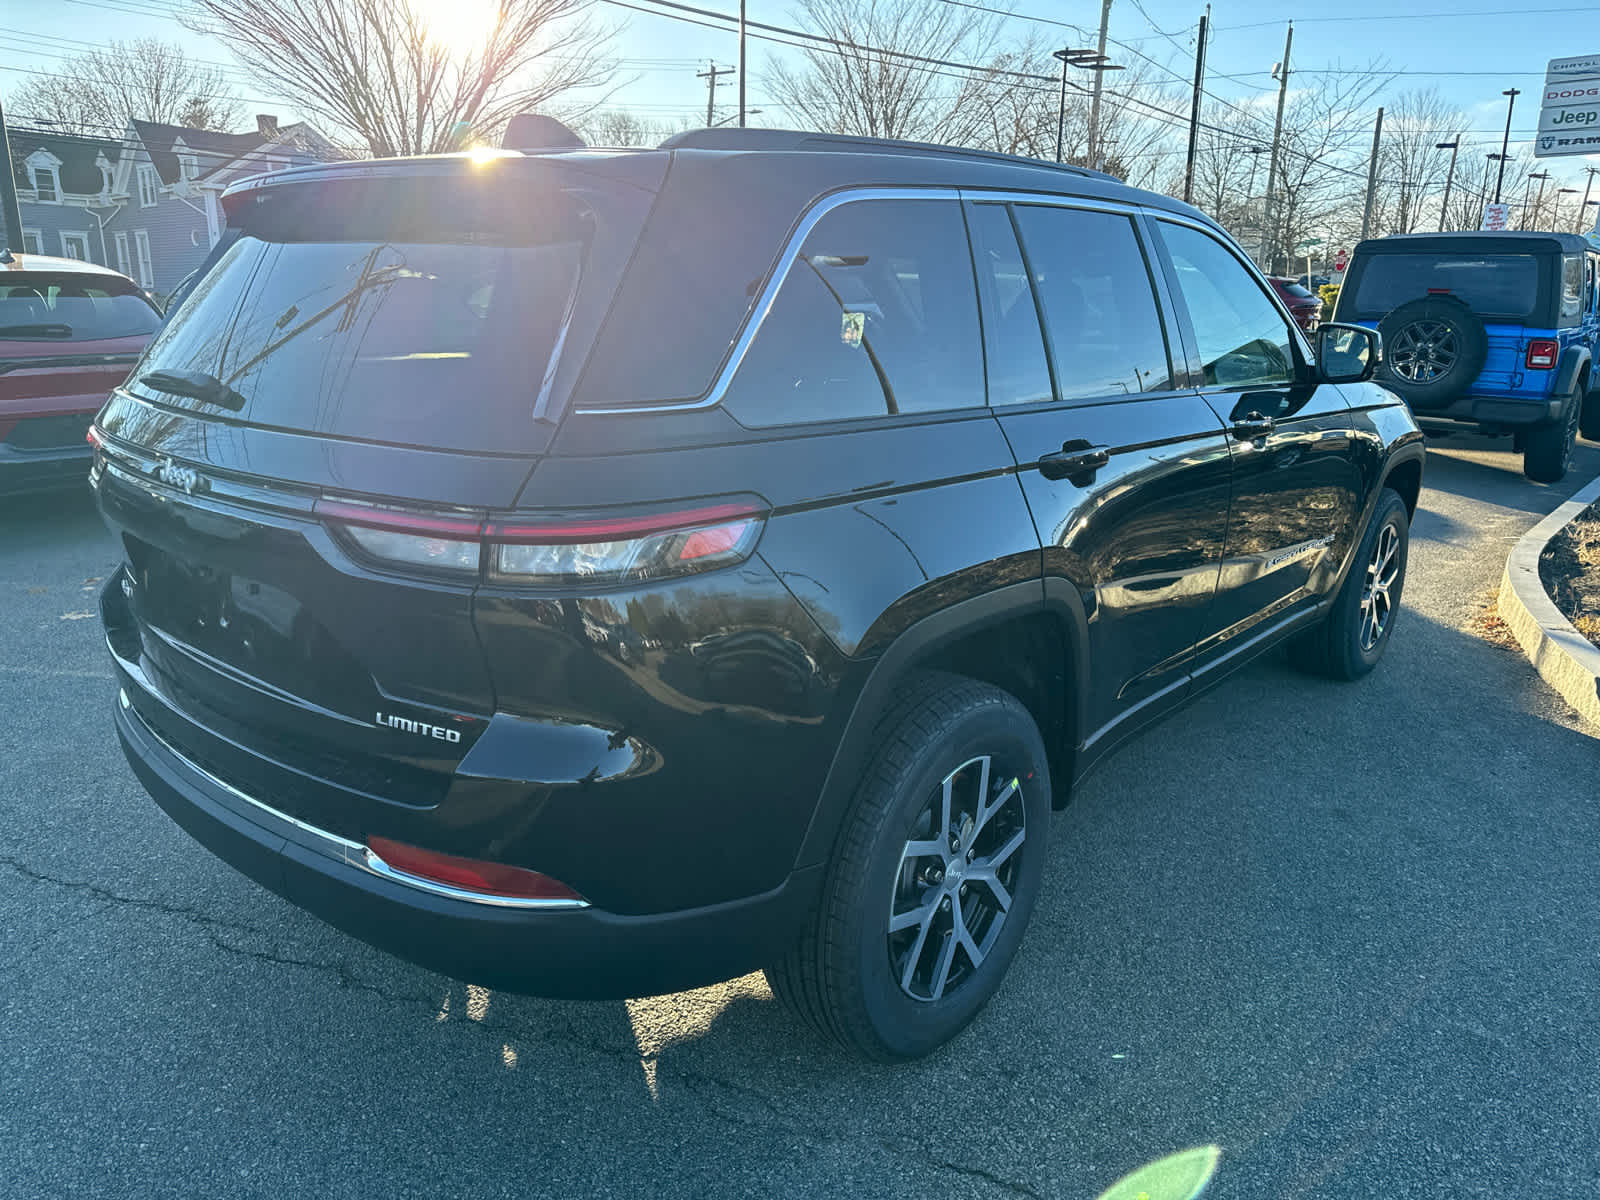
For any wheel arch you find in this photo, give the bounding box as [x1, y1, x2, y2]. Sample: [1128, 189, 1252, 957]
[1380, 450, 1424, 519]
[793, 582, 1089, 872]
[1555, 345, 1591, 399]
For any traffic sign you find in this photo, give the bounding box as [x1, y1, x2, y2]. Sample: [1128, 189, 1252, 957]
[1334, 248, 1349, 272]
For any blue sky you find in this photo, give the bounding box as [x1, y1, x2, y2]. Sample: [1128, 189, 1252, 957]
[4, 0, 1595, 168]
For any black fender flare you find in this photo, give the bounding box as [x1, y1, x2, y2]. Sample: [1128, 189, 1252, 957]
[1554, 345, 1592, 399]
[791, 579, 1090, 870]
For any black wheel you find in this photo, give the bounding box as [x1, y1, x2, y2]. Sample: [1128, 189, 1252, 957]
[1290, 488, 1410, 681]
[1579, 379, 1600, 442]
[1523, 386, 1582, 483]
[765, 673, 1050, 1061]
[1376, 297, 1488, 409]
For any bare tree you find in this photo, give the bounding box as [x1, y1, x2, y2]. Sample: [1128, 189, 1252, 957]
[578, 109, 684, 146]
[188, 0, 619, 156]
[7, 38, 244, 132]
[1370, 87, 1465, 235]
[763, 0, 1004, 144]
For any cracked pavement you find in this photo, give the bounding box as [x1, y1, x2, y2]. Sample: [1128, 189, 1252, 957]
[4, 437, 1599, 1199]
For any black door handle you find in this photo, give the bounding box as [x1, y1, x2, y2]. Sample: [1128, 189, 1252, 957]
[1037, 441, 1110, 484]
[1230, 411, 1276, 441]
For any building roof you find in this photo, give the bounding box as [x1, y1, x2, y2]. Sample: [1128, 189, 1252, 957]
[129, 119, 265, 185]
[7, 127, 121, 196]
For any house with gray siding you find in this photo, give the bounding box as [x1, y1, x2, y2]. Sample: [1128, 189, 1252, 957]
[8, 115, 338, 297]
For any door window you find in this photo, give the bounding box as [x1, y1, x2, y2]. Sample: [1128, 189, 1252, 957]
[966, 203, 1053, 407]
[1011, 205, 1174, 400]
[1159, 221, 1297, 389]
[722, 199, 984, 426]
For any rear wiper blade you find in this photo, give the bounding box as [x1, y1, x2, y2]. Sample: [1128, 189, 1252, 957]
[139, 369, 247, 412]
[0, 323, 72, 338]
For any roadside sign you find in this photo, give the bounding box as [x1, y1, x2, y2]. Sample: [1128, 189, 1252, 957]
[1482, 203, 1511, 231]
[1334, 248, 1348, 272]
[1537, 54, 1600, 158]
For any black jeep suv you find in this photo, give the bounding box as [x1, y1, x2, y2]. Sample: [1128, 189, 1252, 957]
[92, 128, 1423, 1060]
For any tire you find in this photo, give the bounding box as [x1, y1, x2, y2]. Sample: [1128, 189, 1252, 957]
[1579, 379, 1600, 443]
[765, 672, 1051, 1061]
[1376, 297, 1489, 409]
[1290, 488, 1410, 681]
[1523, 386, 1582, 483]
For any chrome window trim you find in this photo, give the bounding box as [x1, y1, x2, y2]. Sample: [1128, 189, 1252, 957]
[118, 679, 590, 911]
[573, 185, 961, 416]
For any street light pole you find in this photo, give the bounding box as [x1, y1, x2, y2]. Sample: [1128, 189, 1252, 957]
[1435, 139, 1460, 232]
[1260, 23, 1293, 267]
[1054, 50, 1070, 163]
[1495, 88, 1519, 204]
[1525, 170, 1550, 230]
[1581, 167, 1600, 232]
[738, 0, 747, 127]
[1053, 48, 1122, 167]
[1553, 188, 1579, 232]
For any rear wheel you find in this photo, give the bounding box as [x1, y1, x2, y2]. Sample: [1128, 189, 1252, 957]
[766, 673, 1050, 1061]
[1579, 378, 1600, 442]
[1523, 386, 1582, 483]
[1290, 488, 1410, 681]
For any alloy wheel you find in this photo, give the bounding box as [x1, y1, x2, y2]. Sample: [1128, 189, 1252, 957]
[1359, 523, 1401, 652]
[887, 755, 1027, 1003]
[1388, 320, 1459, 383]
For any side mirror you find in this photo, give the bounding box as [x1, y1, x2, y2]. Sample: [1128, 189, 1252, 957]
[1314, 323, 1380, 384]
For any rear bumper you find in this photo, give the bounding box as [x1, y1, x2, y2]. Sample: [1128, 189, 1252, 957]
[113, 683, 822, 999]
[1412, 392, 1562, 431]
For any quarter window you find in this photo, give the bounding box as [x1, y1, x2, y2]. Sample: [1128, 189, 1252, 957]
[722, 199, 984, 427]
[1011, 205, 1174, 400]
[1159, 221, 1296, 389]
[1561, 254, 1583, 322]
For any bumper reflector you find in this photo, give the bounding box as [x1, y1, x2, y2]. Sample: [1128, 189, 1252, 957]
[366, 836, 584, 902]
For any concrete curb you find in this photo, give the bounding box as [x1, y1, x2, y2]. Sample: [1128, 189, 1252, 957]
[1497, 471, 1600, 730]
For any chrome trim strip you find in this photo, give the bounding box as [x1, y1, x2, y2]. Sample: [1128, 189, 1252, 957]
[573, 185, 963, 416]
[117, 678, 590, 911]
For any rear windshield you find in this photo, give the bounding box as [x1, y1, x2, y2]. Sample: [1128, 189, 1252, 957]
[1348, 253, 1542, 321]
[129, 165, 654, 452]
[0, 272, 160, 341]
[1276, 280, 1316, 300]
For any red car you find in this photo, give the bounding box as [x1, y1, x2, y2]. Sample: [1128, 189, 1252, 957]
[1, 251, 161, 496]
[1267, 275, 1321, 333]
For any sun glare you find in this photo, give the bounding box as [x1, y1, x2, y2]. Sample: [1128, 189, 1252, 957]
[415, 0, 502, 56]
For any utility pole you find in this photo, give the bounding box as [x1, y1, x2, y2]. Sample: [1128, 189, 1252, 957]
[1580, 167, 1599, 232]
[1360, 106, 1384, 241]
[1086, 0, 1113, 171]
[1259, 22, 1292, 269]
[1182, 8, 1210, 205]
[738, 0, 747, 127]
[1524, 170, 1550, 230]
[1435, 139, 1460, 232]
[0, 89, 23, 253]
[1494, 88, 1519, 204]
[698, 61, 735, 127]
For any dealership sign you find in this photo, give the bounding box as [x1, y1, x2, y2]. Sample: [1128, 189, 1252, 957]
[1537, 53, 1600, 158]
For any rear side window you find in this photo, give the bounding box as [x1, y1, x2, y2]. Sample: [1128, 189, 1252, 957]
[1561, 254, 1584, 321]
[0, 273, 160, 341]
[722, 199, 984, 426]
[1350, 253, 1540, 322]
[1277, 280, 1316, 300]
[966, 202, 1053, 406]
[1011, 205, 1173, 400]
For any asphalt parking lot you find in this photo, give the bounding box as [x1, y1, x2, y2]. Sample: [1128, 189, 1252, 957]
[4, 437, 1598, 1200]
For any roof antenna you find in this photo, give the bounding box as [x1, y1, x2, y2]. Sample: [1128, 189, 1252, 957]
[501, 114, 585, 151]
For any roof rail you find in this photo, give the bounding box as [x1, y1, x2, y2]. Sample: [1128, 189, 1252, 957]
[656, 127, 1121, 182]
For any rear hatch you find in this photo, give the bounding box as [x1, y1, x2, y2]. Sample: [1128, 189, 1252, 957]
[0, 270, 157, 451]
[94, 151, 665, 830]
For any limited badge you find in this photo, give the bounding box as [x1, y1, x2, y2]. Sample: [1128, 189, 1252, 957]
[841, 311, 865, 347]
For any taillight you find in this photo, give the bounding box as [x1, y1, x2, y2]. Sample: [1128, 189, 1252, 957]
[486, 502, 764, 585]
[1525, 339, 1559, 370]
[85, 426, 103, 449]
[366, 836, 585, 902]
[315, 497, 766, 584]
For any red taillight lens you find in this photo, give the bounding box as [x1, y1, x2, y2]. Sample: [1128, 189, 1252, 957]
[1526, 339, 1559, 370]
[486, 503, 765, 585]
[85, 426, 103, 449]
[366, 836, 584, 902]
[317, 497, 766, 584]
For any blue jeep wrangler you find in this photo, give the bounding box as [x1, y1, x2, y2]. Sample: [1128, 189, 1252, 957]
[1336, 231, 1600, 482]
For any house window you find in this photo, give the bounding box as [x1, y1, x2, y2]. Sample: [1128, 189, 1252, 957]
[22, 229, 44, 255]
[114, 231, 131, 277]
[35, 166, 60, 203]
[132, 230, 154, 287]
[179, 153, 199, 181]
[137, 164, 159, 208]
[60, 231, 91, 261]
